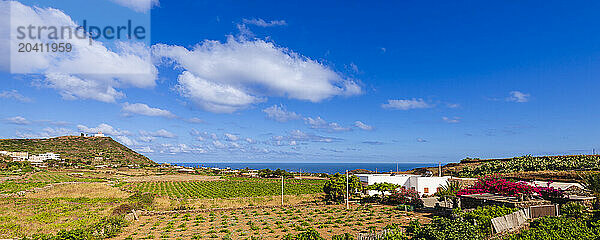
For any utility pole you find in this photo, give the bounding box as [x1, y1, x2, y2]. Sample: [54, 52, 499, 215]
[346, 170, 349, 210]
[281, 176, 284, 206]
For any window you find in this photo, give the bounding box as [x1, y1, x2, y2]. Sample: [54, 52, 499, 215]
[424, 188, 429, 194]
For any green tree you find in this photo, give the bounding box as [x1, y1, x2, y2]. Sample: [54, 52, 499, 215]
[323, 173, 362, 203]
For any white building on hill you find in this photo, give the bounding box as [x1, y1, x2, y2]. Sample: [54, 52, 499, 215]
[355, 174, 451, 196]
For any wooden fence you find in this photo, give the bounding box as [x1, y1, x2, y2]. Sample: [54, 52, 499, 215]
[491, 204, 559, 233]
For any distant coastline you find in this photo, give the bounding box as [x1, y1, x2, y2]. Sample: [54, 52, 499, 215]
[171, 162, 435, 174]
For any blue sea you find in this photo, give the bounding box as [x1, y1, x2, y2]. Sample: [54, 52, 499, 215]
[172, 162, 435, 174]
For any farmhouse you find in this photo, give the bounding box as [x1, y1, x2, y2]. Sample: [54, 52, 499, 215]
[355, 174, 451, 196]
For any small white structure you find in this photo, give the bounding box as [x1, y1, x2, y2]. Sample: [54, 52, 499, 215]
[36, 152, 60, 160]
[355, 174, 451, 196]
[94, 131, 105, 137]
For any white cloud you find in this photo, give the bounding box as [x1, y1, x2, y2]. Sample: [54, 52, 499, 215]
[16, 127, 76, 139]
[442, 116, 461, 123]
[109, 0, 159, 13]
[507, 91, 530, 103]
[174, 71, 261, 113]
[245, 138, 256, 144]
[5, 116, 30, 125]
[354, 121, 373, 131]
[242, 18, 287, 27]
[212, 140, 226, 148]
[417, 138, 428, 143]
[446, 103, 460, 108]
[186, 117, 205, 124]
[136, 146, 154, 153]
[263, 104, 300, 122]
[152, 37, 361, 113]
[224, 133, 239, 141]
[157, 143, 206, 154]
[77, 123, 131, 136]
[7, 2, 157, 103]
[122, 102, 176, 118]
[115, 135, 136, 146]
[304, 117, 350, 132]
[140, 129, 177, 139]
[190, 129, 218, 141]
[382, 98, 432, 110]
[0, 90, 32, 102]
[272, 130, 341, 144]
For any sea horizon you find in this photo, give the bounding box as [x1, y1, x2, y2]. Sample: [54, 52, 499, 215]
[170, 162, 438, 174]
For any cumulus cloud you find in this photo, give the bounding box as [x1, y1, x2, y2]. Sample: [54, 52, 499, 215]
[442, 116, 461, 123]
[382, 98, 432, 110]
[272, 130, 341, 145]
[189, 129, 218, 141]
[152, 37, 361, 113]
[7, 1, 157, 103]
[224, 133, 239, 141]
[5, 116, 30, 125]
[122, 102, 176, 118]
[156, 143, 206, 154]
[304, 117, 350, 132]
[263, 104, 300, 122]
[242, 18, 287, 27]
[139, 129, 177, 139]
[212, 140, 226, 148]
[16, 127, 76, 139]
[354, 121, 373, 131]
[77, 123, 131, 136]
[507, 91, 530, 103]
[0, 90, 32, 102]
[186, 117, 205, 124]
[109, 0, 159, 13]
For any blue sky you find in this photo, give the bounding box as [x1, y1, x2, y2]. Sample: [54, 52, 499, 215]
[1, 0, 599, 164]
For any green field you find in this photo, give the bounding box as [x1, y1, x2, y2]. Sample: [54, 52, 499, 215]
[124, 178, 325, 199]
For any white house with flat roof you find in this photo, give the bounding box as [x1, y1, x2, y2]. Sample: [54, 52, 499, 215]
[355, 174, 451, 196]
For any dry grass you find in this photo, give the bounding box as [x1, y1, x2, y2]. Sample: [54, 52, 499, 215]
[0, 197, 122, 238]
[26, 182, 130, 199]
[150, 193, 322, 211]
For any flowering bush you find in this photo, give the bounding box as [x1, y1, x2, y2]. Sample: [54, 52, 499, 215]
[457, 175, 545, 198]
[537, 186, 564, 199]
[386, 188, 423, 207]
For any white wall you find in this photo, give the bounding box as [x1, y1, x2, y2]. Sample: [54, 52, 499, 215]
[356, 174, 451, 196]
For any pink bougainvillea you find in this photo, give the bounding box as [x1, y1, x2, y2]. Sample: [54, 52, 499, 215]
[457, 175, 563, 198]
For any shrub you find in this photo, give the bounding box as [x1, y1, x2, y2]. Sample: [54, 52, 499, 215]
[561, 202, 586, 219]
[458, 206, 517, 234]
[282, 228, 324, 240]
[507, 217, 598, 240]
[331, 233, 354, 240]
[386, 188, 423, 207]
[407, 217, 484, 240]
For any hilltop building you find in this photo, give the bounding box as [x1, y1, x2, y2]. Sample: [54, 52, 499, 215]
[355, 174, 451, 196]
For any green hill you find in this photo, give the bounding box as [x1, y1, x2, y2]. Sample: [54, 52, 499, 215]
[0, 136, 155, 166]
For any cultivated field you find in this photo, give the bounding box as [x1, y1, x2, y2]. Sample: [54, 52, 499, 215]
[116, 204, 431, 240]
